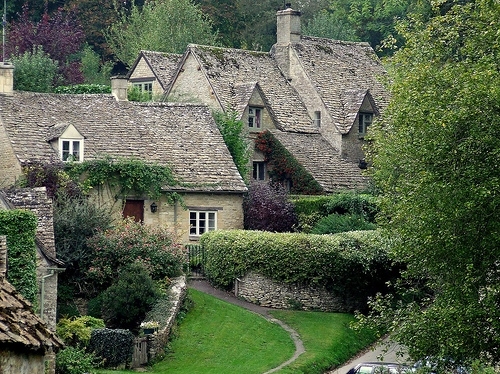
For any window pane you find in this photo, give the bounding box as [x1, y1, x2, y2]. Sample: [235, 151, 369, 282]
[255, 109, 261, 128]
[208, 212, 216, 230]
[72, 141, 80, 160]
[258, 163, 265, 180]
[62, 140, 70, 161]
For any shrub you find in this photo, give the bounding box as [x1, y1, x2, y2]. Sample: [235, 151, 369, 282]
[88, 328, 134, 369]
[56, 346, 98, 374]
[54, 84, 111, 94]
[201, 229, 401, 311]
[100, 263, 161, 331]
[127, 85, 152, 102]
[311, 213, 377, 234]
[57, 316, 105, 348]
[243, 181, 298, 232]
[11, 46, 59, 92]
[86, 218, 184, 295]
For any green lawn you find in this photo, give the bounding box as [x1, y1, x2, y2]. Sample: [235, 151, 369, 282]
[96, 288, 375, 374]
[270, 310, 376, 374]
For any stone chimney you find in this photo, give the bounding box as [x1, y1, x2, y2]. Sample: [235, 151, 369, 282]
[0, 235, 7, 279]
[0, 62, 14, 96]
[111, 76, 129, 101]
[276, 4, 301, 45]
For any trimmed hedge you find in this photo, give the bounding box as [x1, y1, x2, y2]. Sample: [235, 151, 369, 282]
[200, 230, 401, 308]
[88, 328, 134, 369]
[292, 193, 380, 233]
[0, 210, 38, 306]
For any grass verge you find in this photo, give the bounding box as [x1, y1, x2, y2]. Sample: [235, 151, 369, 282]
[269, 310, 376, 374]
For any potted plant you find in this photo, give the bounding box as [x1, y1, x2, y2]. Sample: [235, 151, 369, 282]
[140, 321, 159, 335]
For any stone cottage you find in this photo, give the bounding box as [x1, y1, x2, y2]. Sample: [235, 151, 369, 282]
[0, 236, 64, 374]
[126, 5, 389, 192]
[0, 66, 247, 243]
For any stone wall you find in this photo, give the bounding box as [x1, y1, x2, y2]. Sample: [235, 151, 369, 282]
[141, 276, 187, 366]
[0, 350, 46, 374]
[235, 272, 351, 312]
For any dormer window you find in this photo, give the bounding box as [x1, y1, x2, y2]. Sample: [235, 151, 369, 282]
[248, 107, 261, 129]
[358, 112, 373, 137]
[61, 139, 82, 162]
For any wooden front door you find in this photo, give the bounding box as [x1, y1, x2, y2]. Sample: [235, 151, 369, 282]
[123, 200, 144, 222]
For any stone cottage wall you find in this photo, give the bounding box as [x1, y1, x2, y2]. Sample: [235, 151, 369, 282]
[235, 272, 351, 312]
[0, 351, 46, 374]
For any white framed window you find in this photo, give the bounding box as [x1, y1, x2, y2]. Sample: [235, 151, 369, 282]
[60, 139, 82, 162]
[314, 111, 321, 127]
[253, 161, 266, 180]
[358, 112, 373, 136]
[189, 211, 217, 237]
[248, 107, 262, 129]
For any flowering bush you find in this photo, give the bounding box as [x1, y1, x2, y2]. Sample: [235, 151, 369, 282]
[86, 218, 186, 294]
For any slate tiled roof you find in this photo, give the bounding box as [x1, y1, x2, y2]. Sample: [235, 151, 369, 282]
[0, 279, 64, 353]
[289, 36, 389, 133]
[271, 131, 369, 192]
[0, 92, 247, 193]
[186, 44, 316, 133]
[129, 50, 183, 91]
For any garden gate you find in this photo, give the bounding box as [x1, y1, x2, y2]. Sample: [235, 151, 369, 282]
[186, 244, 205, 278]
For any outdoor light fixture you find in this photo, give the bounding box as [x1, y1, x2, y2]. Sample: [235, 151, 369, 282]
[150, 202, 158, 213]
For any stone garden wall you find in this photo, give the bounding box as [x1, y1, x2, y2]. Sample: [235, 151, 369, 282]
[235, 272, 352, 312]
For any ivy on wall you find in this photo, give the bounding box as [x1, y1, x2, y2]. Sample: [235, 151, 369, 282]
[0, 210, 38, 306]
[66, 156, 180, 201]
[255, 131, 323, 195]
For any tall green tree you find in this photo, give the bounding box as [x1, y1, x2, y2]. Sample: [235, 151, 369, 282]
[365, 0, 500, 367]
[303, 9, 358, 41]
[106, 0, 218, 68]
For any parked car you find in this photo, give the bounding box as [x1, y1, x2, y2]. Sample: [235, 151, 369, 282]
[413, 357, 469, 374]
[347, 362, 414, 374]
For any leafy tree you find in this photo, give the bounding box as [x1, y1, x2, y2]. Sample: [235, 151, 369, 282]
[10, 47, 59, 92]
[6, 4, 85, 85]
[213, 109, 250, 183]
[303, 9, 358, 41]
[325, 0, 431, 54]
[106, 0, 218, 68]
[79, 44, 113, 85]
[363, 0, 500, 366]
[243, 181, 298, 232]
[53, 193, 113, 298]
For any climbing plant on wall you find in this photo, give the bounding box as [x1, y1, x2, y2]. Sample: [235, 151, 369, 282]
[0, 210, 38, 306]
[255, 131, 323, 195]
[66, 156, 180, 201]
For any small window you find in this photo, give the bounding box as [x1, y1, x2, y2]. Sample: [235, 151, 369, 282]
[133, 82, 153, 97]
[248, 107, 262, 129]
[358, 113, 373, 136]
[190, 211, 217, 237]
[252, 162, 266, 180]
[61, 139, 82, 162]
[314, 111, 321, 127]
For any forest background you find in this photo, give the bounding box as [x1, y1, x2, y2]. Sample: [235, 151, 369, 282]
[0, 0, 433, 89]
